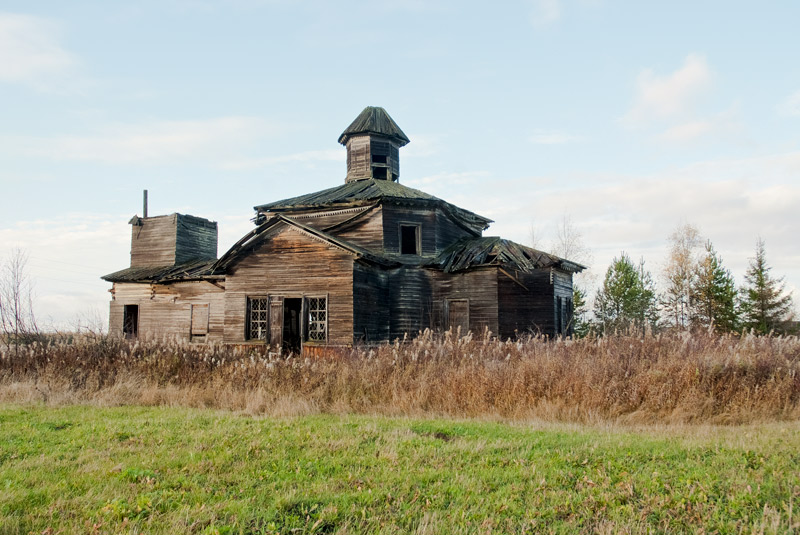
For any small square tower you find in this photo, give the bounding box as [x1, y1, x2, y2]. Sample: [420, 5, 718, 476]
[338, 106, 410, 183]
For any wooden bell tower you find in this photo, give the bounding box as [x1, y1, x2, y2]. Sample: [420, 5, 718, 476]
[338, 106, 410, 183]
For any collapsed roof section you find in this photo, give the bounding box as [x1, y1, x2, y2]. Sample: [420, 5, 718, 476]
[429, 236, 586, 275]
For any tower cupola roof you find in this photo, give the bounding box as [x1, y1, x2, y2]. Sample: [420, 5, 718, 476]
[338, 106, 410, 146]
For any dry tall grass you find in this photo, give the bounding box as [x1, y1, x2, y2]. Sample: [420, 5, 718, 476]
[2, 329, 799, 424]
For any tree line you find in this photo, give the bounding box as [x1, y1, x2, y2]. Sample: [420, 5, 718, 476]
[574, 224, 796, 336]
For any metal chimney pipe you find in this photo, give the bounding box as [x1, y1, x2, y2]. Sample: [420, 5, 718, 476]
[143, 189, 148, 218]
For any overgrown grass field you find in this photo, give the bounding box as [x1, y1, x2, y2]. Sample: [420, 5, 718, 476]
[2, 404, 800, 534]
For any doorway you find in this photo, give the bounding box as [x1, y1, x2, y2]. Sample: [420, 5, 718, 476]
[123, 304, 139, 339]
[282, 298, 302, 353]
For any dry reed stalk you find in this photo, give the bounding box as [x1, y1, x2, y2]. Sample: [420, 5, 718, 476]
[1, 330, 799, 424]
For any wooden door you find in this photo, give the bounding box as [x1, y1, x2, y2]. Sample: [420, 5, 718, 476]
[446, 299, 469, 335]
[269, 296, 284, 347]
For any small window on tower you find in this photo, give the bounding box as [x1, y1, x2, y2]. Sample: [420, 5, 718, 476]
[400, 225, 420, 255]
[371, 154, 387, 164]
[372, 167, 387, 179]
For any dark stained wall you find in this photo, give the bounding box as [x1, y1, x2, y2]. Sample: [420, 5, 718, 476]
[353, 263, 390, 342]
[430, 268, 499, 335]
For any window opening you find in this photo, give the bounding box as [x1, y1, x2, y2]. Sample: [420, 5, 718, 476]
[371, 154, 387, 164]
[372, 167, 388, 179]
[247, 297, 269, 340]
[305, 296, 327, 342]
[400, 225, 420, 255]
[123, 305, 139, 339]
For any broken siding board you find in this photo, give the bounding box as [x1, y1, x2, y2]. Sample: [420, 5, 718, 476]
[223, 226, 355, 345]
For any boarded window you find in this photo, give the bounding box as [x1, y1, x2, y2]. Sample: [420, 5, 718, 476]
[400, 225, 420, 255]
[123, 305, 138, 339]
[446, 299, 469, 335]
[247, 297, 269, 340]
[305, 296, 327, 342]
[191, 304, 209, 336]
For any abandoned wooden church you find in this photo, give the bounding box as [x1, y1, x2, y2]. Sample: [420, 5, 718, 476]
[103, 107, 584, 351]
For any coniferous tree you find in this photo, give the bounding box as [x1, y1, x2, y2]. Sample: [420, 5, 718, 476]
[691, 241, 738, 333]
[740, 238, 794, 334]
[594, 253, 658, 335]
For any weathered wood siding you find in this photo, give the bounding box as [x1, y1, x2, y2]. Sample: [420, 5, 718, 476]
[174, 214, 217, 264]
[223, 226, 354, 345]
[388, 267, 434, 339]
[435, 209, 477, 251]
[334, 208, 384, 253]
[497, 269, 556, 338]
[345, 136, 371, 182]
[130, 215, 177, 267]
[552, 270, 574, 336]
[429, 268, 498, 335]
[382, 206, 438, 257]
[109, 281, 225, 341]
[352, 263, 390, 342]
[130, 214, 217, 267]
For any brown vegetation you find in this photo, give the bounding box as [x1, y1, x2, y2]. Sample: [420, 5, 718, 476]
[2, 329, 799, 424]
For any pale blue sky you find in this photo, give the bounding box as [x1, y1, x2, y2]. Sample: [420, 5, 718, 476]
[1, 1, 798, 327]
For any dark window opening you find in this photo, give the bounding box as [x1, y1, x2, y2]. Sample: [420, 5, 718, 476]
[305, 296, 327, 342]
[400, 225, 419, 255]
[247, 297, 269, 340]
[123, 305, 139, 339]
[391, 173, 398, 182]
[371, 154, 387, 164]
[372, 166, 388, 179]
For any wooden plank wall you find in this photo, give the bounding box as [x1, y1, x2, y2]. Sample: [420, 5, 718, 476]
[130, 215, 177, 267]
[435, 209, 477, 251]
[388, 267, 434, 340]
[175, 214, 217, 263]
[430, 268, 499, 335]
[382, 206, 438, 257]
[345, 137, 371, 182]
[334, 208, 384, 252]
[108, 281, 225, 341]
[497, 270, 555, 338]
[552, 270, 574, 336]
[352, 263, 390, 342]
[223, 226, 355, 345]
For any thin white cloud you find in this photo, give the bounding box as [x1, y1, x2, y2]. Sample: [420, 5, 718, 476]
[0, 12, 77, 90]
[220, 149, 343, 170]
[778, 90, 800, 117]
[530, 0, 561, 26]
[17, 117, 267, 165]
[529, 131, 581, 145]
[659, 119, 715, 142]
[622, 53, 712, 127]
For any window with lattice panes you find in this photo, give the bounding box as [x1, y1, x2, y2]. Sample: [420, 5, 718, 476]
[247, 297, 269, 340]
[305, 296, 327, 342]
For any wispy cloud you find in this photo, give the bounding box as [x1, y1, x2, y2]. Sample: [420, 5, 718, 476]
[220, 149, 343, 170]
[16, 117, 268, 165]
[622, 53, 712, 127]
[530, 0, 561, 26]
[0, 12, 78, 91]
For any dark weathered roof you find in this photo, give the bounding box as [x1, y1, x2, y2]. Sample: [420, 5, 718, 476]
[254, 179, 492, 233]
[429, 237, 586, 274]
[101, 259, 217, 283]
[212, 214, 398, 272]
[338, 106, 410, 147]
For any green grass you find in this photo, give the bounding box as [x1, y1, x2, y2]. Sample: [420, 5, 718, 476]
[1, 405, 799, 534]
